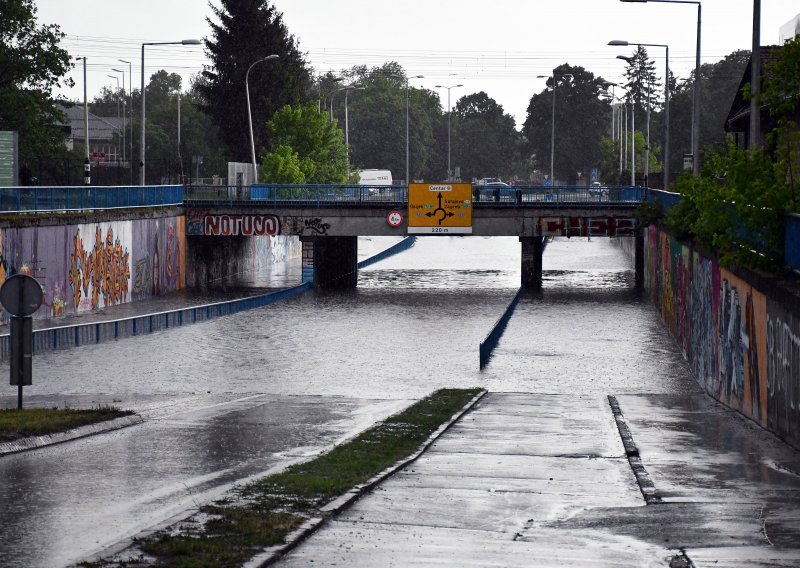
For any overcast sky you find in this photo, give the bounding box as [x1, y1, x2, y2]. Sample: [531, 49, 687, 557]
[39, 0, 799, 127]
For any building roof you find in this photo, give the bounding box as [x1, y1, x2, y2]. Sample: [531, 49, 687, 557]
[725, 46, 781, 133]
[57, 103, 125, 142]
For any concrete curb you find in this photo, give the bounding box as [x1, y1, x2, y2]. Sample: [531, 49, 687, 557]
[0, 414, 144, 457]
[245, 389, 489, 568]
[607, 395, 661, 504]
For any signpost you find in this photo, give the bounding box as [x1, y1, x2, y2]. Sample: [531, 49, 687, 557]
[407, 182, 472, 234]
[0, 274, 43, 409]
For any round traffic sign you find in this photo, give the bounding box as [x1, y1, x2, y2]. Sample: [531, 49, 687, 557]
[387, 211, 403, 227]
[0, 274, 43, 317]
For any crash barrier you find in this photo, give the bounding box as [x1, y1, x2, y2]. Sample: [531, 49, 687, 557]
[479, 287, 526, 370]
[357, 237, 417, 269]
[0, 283, 312, 361]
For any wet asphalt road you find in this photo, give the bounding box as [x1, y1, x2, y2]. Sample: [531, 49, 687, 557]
[0, 236, 797, 567]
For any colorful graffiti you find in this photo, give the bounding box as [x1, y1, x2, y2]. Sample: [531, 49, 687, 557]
[639, 226, 795, 448]
[0, 216, 185, 321]
[68, 226, 131, 310]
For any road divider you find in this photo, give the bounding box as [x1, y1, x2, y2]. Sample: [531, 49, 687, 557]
[479, 287, 525, 369]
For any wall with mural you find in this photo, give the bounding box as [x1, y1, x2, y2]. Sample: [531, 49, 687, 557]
[0, 216, 186, 321]
[639, 225, 799, 448]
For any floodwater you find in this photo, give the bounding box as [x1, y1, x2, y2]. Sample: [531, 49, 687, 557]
[0, 235, 702, 567]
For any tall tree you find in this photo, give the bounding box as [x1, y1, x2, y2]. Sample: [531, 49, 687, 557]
[0, 0, 73, 182]
[261, 103, 348, 184]
[199, 0, 312, 162]
[523, 64, 610, 184]
[620, 46, 661, 132]
[452, 91, 518, 181]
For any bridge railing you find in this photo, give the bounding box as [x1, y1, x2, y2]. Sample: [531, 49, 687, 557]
[185, 184, 645, 207]
[0, 185, 183, 214]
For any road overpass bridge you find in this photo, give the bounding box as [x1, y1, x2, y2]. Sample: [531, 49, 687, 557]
[185, 183, 646, 289]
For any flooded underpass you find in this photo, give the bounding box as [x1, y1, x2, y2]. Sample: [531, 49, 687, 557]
[1, 236, 798, 567]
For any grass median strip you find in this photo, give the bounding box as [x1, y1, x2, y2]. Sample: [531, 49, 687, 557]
[0, 407, 134, 443]
[82, 387, 482, 568]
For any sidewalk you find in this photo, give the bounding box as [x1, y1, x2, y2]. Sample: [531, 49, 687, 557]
[275, 392, 800, 567]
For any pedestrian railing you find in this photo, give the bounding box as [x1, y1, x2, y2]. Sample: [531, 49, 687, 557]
[186, 184, 646, 208]
[0, 185, 183, 214]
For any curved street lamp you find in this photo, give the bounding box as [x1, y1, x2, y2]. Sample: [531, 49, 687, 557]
[434, 84, 463, 180]
[620, 0, 701, 174]
[140, 39, 201, 185]
[246, 54, 280, 184]
[536, 72, 572, 185]
[610, 39, 669, 189]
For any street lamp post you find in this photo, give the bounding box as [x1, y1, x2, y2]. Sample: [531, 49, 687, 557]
[343, 85, 364, 180]
[111, 68, 127, 167]
[75, 57, 90, 185]
[118, 59, 133, 184]
[537, 72, 572, 185]
[404, 75, 424, 186]
[610, 40, 669, 189]
[434, 84, 463, 181]
[620, 0, 700, 174]
[140, 39, 200, 186]
[245, 54, 279, 184]
[107, 75, 121, 166]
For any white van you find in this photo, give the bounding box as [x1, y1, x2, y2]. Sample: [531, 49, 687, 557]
[358, 169, 392, 186]
[358, 169, 393, 197]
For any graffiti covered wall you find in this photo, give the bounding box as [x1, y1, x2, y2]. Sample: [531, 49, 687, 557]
[0, 216, 186, 320]
[641, 226, 797, 448]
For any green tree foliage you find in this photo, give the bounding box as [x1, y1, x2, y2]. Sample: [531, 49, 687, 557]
[523, 64, 610, 184]
[199, 0, 312, 162]
[621, 46, 661, 128]
[451, 91, 518, 181]
[332, 63, 444, 183]
[260, 104, 348, 184]
[0, 0, 73, 182]
[666, 39, 800, 272]
[659, 51, 750, 176]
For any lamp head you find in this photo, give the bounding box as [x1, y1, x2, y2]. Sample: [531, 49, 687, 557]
[608, 40, 629, 46]
[263, 54, 279, 61]
[620, 0, 647, 2]
[111, 68, 123, 73]
[181, 39, 202, 45]
[617, 55, 635, 64]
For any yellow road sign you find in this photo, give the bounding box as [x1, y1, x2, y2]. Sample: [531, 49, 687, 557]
[408, 183, 472, 234]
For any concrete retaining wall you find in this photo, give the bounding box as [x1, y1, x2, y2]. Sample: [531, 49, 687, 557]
[622, 227, 800, 449]
[0, 215, 186, 321]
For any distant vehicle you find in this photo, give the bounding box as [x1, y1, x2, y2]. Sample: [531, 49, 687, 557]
[589, 181, 609, 199]
[474, 180, 517, 202]
[358, 169, 393, 197]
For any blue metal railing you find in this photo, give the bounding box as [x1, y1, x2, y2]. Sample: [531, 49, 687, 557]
[0, 185, 183, 213]
[646, 188, 681, 214]
[479, 286, 526, 369]
[358, 236, 417, 269]
[186, 184, 646, 208]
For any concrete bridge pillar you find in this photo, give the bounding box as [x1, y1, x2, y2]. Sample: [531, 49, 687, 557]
[520, 236, 544, 289]
[301, 236, 358, 290]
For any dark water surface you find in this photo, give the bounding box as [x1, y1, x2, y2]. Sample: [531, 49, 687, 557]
[0, 236, 701, 567]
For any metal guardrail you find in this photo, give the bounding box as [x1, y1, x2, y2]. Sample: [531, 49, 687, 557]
[0, 283, 312, 361]
[0, 185, 184, 213]
[185, 184, 646, 208]
[358, 236, 417, 269]
[479, 286, 526, 369]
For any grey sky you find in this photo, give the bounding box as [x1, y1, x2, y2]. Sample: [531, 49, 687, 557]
[38, 1, 799, 127]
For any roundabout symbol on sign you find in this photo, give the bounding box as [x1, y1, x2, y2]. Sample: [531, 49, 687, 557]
[387, 211, 403, 227]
